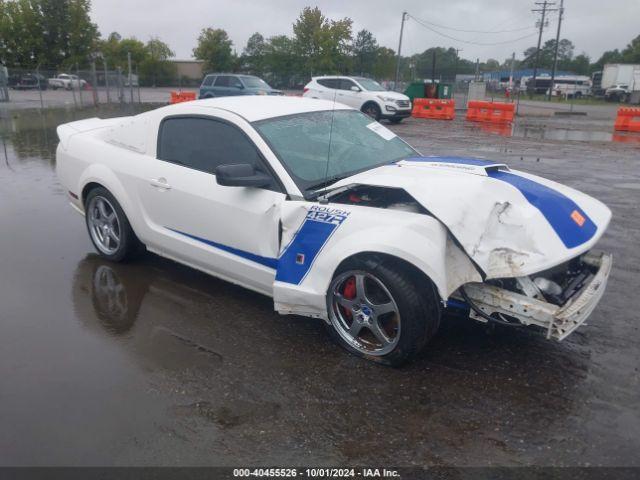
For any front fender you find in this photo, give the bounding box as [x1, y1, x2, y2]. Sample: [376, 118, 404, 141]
[273, 201, 481, 318]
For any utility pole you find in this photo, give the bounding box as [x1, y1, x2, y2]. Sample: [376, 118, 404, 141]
[127, 52, 133, 104]
[548, 0, 564, 100]
[531, 1, 557, 96]
[509, 52, 516, 90]
[394, 11, 407, 91]
[431, 50, 436, 83]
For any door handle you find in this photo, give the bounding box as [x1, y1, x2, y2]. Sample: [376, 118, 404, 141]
[150, 177, 171, 190]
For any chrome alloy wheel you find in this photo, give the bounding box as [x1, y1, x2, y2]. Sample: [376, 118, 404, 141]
[328, 270, 401, 356]
[87, 196, 121, 255]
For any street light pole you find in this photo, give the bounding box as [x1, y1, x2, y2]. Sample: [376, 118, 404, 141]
[394, 11, 407, 91]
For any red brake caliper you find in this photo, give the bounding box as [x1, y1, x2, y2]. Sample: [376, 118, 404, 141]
[340, 276, 357, 320]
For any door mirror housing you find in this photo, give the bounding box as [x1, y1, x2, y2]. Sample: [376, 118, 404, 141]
[350, 85, 361, 92]
[215, 164, 271, 188]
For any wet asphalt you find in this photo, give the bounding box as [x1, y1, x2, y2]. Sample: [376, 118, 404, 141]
[0, 106, 638, 467]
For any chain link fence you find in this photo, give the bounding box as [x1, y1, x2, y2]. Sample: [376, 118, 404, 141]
[5, 67, 144, 108]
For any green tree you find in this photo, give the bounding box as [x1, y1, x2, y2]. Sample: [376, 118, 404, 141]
[0, 0, 97, 69]
[522, 38, 575, 70]
[621, 34, 640, 63]
[241, 32, 266, 75]
[139, 37, 176, 86]
[98, 34, 146, 70]
[569, 53, 590, 75]
[292, 6, 352, 75]
[263, 34, 298, 87]
[193, 27, 234, 73]
[352, 29, 378, 75]
[372, 46, 396, 80]
[592, 49, 623, 72]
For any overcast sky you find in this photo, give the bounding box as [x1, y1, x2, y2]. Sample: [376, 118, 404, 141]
[90, 0, 639, 63]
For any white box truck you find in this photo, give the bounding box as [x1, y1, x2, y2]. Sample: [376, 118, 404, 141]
[602, 63, 640, 103]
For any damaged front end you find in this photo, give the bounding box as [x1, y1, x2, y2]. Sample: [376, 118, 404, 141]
[453, 251, 612, 340]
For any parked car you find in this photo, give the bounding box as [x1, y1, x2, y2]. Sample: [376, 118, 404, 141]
[12, 73, 48, 90]
[48, 73, 87, 90]
[605, 84, 630, 102]
[199, 74, 282, 99]
[303, 76, 412, 123]
[56, 96, 612, 366]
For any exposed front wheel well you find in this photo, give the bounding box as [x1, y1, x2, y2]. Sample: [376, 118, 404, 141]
[334, 252, 440, 302]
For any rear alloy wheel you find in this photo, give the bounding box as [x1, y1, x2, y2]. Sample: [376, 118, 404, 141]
[362, 102, 381, 121]
[85, 187, 144, 262]
[327, 260, 441, 366]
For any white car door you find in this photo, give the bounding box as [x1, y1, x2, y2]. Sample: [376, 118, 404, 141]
[335, 78, 363, 109]
[135, 115, 285, 295]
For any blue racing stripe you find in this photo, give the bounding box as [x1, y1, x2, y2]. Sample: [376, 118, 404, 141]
[486, 170, 597, 249]
[275, 207, 350, 285]
[168, 228, 278, 269]
[404, 156, 597, 249]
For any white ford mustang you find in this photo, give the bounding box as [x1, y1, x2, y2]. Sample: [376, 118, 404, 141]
[56, 96, 613, 365]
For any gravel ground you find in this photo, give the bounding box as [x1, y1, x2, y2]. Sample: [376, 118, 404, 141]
[0, 105, 638, 468]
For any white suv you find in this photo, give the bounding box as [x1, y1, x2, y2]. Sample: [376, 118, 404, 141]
[303, 76, 412, 123]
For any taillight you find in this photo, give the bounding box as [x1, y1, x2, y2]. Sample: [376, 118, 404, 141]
[303, 87, 309, 94]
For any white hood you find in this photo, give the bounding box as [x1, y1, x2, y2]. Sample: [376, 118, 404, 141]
[333, 156, 611, 279]
[373, 91, 409, 101]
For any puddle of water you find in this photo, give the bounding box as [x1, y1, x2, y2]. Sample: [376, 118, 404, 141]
[468, 121, 640, 144]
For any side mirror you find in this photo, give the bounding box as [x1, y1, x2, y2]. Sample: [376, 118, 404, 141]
[350, 85, 361, 92]
[215, 164, 271, 188]
[236, 83, 245, 89]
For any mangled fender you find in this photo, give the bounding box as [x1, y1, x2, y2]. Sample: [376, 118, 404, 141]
[273, 201, 482, 319]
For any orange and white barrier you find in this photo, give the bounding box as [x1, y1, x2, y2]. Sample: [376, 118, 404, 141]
[170, 91, 196, 104]
[466, 101, 515, 124]
[614, 107, 640, 133]
[411, 98, 455, 120]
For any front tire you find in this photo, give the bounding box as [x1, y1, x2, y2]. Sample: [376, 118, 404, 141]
[326, 258, 441, 366]
[85, 187, 144, 262]
[361, 102, 381, 121]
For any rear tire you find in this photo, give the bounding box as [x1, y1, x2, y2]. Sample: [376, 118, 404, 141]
[84, 187, 144, 262]
[326, 257, 441, 366]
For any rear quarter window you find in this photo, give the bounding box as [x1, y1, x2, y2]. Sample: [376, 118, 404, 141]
[317, 79, 338, 89]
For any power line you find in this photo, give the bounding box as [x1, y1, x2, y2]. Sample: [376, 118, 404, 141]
[406, 15, 536, 34]
[407, 14, 539, 46]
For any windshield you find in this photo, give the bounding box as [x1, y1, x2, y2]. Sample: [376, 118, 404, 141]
[242, 76, 271, 89]
[255, 110, 417, 193]
[355, 77, 386, 91]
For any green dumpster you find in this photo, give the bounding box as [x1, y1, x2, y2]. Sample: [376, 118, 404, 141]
[404, 81, 453, 101]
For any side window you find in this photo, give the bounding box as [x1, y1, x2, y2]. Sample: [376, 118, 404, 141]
[317, 79, 338, 89]
[202, 75, 215, 86]
[214, 76, 231, 87]
[158, 117, 265, 176]
[339, 79, 357, 91]
[230, 76, 243, 88]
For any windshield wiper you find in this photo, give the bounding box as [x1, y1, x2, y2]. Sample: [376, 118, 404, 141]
[305, 175, 348, 197]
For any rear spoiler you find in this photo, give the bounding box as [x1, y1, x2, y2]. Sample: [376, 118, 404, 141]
[56, 117, 113, 150]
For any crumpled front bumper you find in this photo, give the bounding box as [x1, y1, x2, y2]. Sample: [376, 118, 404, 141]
[457, 251, 613, 341]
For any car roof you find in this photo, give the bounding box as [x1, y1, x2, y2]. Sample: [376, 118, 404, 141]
[204, 73, 259, 78]
[170, 96, 352, 122]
